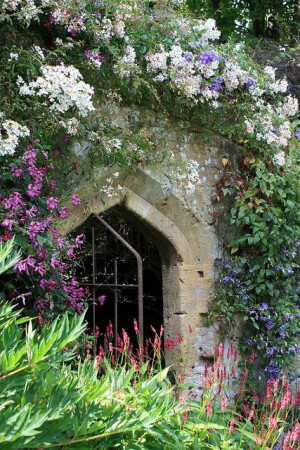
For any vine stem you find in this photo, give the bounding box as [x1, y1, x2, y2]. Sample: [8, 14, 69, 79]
[40, 428, 138, 448]
[0, 361, 43, 380]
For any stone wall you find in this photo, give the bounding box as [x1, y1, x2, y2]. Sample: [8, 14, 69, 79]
[61, 101, 241, 392]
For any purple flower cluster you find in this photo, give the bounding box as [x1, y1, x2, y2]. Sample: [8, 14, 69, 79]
[209, 76, 224, 92]
[220, 248, 298, 380]
[261, 360, 281, 379]
[84, 49, 103, 63]
[185, 52, 193, 62]
[266, 347, 276, 357]
[245, 77, 255, 88]
[220, 264, 250, 303]
[199, 51, 218, 64]
[63, 278, 89, 314]
[248, 306, 274, 330]
[0, 142, 86, 316]
[71, 194, 81, 206]
[46, 197, 59, 211]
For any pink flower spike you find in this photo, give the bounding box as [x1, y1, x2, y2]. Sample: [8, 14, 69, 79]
[282, 373, 287, 387]
[165, 337, 175, 351]
[183, 410, 188, 423]
[219, 342, 224, 356]
[221, 395, 227, 412]
[133, 318, 140, 335]
[177, 333, 183, 344]
[150, 325, 157, 333]
[206, 401, 212, 417]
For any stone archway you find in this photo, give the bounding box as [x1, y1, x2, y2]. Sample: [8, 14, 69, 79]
[61, 167, 217, 379]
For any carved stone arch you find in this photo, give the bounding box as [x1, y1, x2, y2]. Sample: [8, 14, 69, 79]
[61, 167, 215, 375]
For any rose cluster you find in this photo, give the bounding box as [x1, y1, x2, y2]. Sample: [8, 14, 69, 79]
[0, 118, 30, 157]
[18, 64, 95, 117]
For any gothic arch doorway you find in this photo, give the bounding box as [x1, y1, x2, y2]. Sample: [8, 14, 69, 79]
[69, 208, 166, 351]
[63, 174, 213, 376]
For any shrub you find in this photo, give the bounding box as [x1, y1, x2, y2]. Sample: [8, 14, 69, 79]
[0, 240, 298, 450]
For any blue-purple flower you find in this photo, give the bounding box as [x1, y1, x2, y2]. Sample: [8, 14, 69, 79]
[267, 347, 275, 357]
[221, 276, 232, 284]
[210, 76, 224, 92]
[265, 319, 274, 330]
[199, 51, 217, 64]
[285, 267, 293, 276]
[185, 52, 193, 62]
[259, 303, 269, 311]
[245, 78, 255, 88]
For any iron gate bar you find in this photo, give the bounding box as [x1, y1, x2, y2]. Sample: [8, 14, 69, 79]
[92, 226, 96, 354]
[114, 259, 118, 351]
[92, 213, 144, 344]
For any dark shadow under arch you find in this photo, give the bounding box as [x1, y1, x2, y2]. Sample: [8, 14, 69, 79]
[111, 204, 179, 267]
[68, 205, 180, 347]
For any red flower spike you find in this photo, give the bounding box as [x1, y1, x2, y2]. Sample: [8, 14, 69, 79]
[177, 333, 183, 344]
[229, 420, 235, 434]
[133, 318, 140, 335]
[150, 324, 156, 333]
[219, 342, 224, 356]
[221, 395, 226, 412]
[183, 410, 188, 423]
[206, 400, 212, 417]
[165, 337, 175, 351]
[234, 349, 238, 362]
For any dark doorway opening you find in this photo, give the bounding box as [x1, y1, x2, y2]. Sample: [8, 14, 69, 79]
[69, 209, 163, 350]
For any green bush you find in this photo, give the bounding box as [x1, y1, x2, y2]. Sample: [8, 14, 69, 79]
[0, 300, 299, 448]
[0, 242, 299, 448]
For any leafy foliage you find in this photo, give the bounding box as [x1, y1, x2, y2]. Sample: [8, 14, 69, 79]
[1, 295, 299, 448]
[210, 157, 300, 380]
[0, 237, 21, 275]
[186, 0, 300, 41]
[0, 241, 298, 448]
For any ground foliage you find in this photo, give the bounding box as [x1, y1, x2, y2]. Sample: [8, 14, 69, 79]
[0, 0, 299, 388]
[0, 243, 299, 449]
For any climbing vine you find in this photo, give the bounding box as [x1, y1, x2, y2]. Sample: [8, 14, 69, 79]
[0, 0, 299, 380]
[211, 157, 299, 381]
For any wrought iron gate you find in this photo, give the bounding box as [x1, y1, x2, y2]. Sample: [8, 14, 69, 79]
[82, 213, 144, 348]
